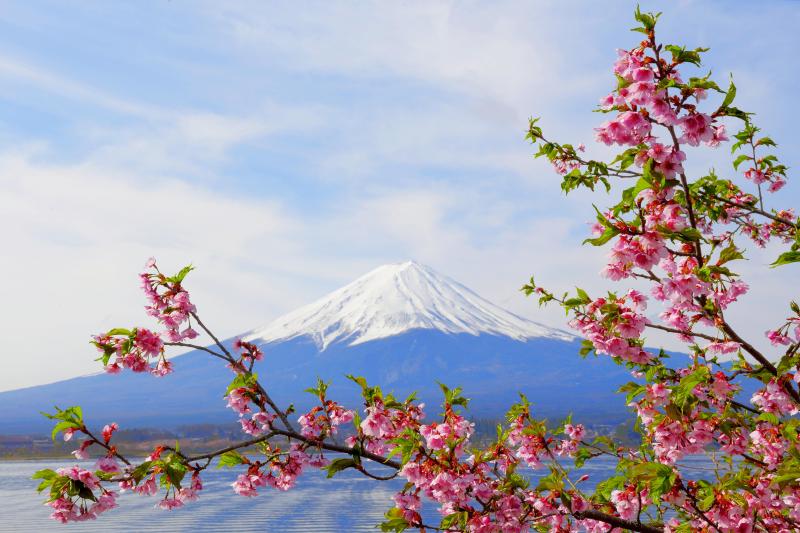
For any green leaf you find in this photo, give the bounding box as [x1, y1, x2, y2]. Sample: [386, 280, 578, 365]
[578, 339, 595, 358]
[51, 420, 80, 441]
[325, 458, 357, 478]
[32, 469, 58, 492]
[756, 136, 777, 147]
[574, 447, 594, 468]
[131, 461, 153, 483]
[440, 511, 468, 530]
[106, 328, 132, 336]
[379, 507, 409, 532]
[168, 265, 194, 284]
[720, 77, 736, 109]
[758, 412, 780, 425]
[732, 154, 750, 171]
[162, 454, 187, 488]
[633, 6, 660, 31]
[717, 244, 744, 265]
[584, 226, 618, 247]
[77, 484, 97, 502]
[673, 367, 710, 408]
[663, 44, 707, 66]
[225, 372, 258, 396]
[217, 451, 248, 468]
[575, 287, 591, 304]
[346, 374, 369, 392]
[771, 251, 800, 268]
[595, 475, 627, 502]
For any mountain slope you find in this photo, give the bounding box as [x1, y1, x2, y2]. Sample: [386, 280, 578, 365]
[1, 261, 641, 435]
[246, 261, 573, 349]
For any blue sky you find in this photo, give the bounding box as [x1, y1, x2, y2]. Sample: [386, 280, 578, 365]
[2, 1, 799, 390]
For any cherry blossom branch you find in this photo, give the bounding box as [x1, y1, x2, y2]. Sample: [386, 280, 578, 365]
[572, 509, 663, 533]
[644, 323, 718, 342]
[709, 193, 796, 226]
[718, 319, 800, 404]
[82, 426, 131, 466]
[163, 342, 227, 361]
[184, 432, 278, 463]
[189, 311, 234, 360]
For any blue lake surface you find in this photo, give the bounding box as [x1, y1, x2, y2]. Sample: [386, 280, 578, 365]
[0, 456, 715, 531]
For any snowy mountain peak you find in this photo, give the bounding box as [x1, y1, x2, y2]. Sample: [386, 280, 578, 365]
[244, 261, 573, 349]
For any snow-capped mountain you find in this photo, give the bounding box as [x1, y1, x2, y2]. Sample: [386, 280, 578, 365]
[0, 261, 640, 435]
[245, 261, 573, 349]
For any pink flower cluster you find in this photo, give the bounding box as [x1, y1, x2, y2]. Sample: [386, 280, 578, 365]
[140, 258, 198, 342]
[634, 143, 686, 179]
[224, 386, 276, 436]
[650, 417, 715, 464]
[94, 328, 171, 376]
[154, 474, 203, 511]
[506, 415, 547, 469]
[233, 339, 264, 364]
[232, 443, 318, 495]
[751, 380, 799, 417]
[419, 414, 474, 453]
[298, 401, 354, 440]
[596, 44, 727, 156]
[569, 290, 652, 364]
[743, 164, 786, 193]
[555, 423, 586, 457]
[48, 467, 117, 523]
[601, 231, 667, 281]
[352, 398, 425, 455]
[610, 486, 650, 521]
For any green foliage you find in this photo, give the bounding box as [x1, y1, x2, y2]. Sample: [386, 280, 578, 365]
[594, 475, 627, 503]
[160, 452, 188, 489]
[304, 377, 329, 399]
[379, 507, 409, 532]
[225, 372, 259, 396]
[166, 264, 194, 284]
[663, 44, 708, 66]
[438, 382, 469, 410]
[627, 461, 676, 500]
[389, 427, 422, 464]
[41, 406, 84, 441]
[573, 447, 594, 468]
[672, 366, 710, 409]
[632, 6, 661, 33]
[217, 450, 248, 468]
[771, 250, 800, 268]
[32, 469, 58, 493]
[440, 511, 468, 531]
[324, 458, 358, 478]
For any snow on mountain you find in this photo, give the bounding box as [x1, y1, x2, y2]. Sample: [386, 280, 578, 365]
[245, 260, 573, 349]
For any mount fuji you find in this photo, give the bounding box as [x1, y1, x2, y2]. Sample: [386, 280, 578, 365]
[244, 261, 573, 349]
[0, 261, 638, 434]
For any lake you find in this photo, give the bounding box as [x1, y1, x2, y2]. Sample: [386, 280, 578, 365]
[0, 456, 714, 531]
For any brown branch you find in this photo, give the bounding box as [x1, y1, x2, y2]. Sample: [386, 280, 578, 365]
[573, 509, 663, 533]
[185, 432, 277, 463]
[81, 427, 131, 466]
[179, 428, 402, 471]
[666, 126, 704, 267]
[645, 323, 718, 342]
[190, 311, 233, 360]
[271, 428, 402, 469]
[729, 400, 760, 415]
[164, 342, 228, 362]
[710, 194, 796, 226]
[355, 464, 399, 481]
